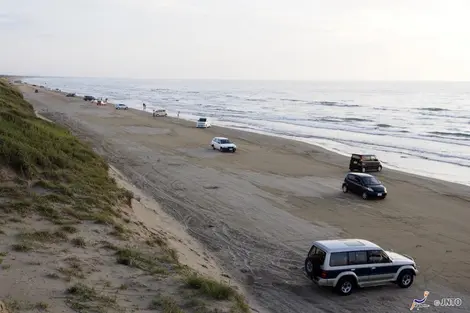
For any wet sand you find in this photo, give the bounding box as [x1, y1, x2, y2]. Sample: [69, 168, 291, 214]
[20, 84, 470, 313]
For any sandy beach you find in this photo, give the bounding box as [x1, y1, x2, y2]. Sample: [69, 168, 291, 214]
[20, 84, 470, 313]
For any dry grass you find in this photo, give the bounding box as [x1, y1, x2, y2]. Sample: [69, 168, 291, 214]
[0, 79, 251, 313]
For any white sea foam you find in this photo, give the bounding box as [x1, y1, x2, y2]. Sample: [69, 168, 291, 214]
[23, 77, 470, 186]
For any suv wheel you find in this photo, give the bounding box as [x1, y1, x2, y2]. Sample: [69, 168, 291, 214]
[397, 270, 414, 288]
[211, 145, 215, 150]
[377, 165, 382, 172]
[342, 184, 348, 193]
[304, 258, 314, 279]
[362, 192, 368, 200]
[335, 276, 355, 296]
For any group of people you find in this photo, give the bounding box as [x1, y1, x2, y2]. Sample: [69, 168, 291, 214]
[142, 102, 180, 118]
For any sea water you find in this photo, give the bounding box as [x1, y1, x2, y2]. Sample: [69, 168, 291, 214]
[23, 77, 470, 186]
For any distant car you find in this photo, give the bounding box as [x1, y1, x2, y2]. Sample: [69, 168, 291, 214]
[349, 154, 382, 172]
[304, 239, 417, 296]
[83, 95, 95, 101]
[115, 103, 128, 110]
[211, 137, 237, 152]
[34, 89, 38, 93]
[152, 109, 167, 117]
[342, 173, 387, 200]
[66, 93, 76, 97]
[196, 117, 211, 128]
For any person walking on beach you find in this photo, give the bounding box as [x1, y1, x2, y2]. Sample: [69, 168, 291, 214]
[177, 111, 180, 118]
[143, 103, 146, 110]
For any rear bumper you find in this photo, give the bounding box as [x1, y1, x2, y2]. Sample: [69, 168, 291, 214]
[303, 270, 334, 287]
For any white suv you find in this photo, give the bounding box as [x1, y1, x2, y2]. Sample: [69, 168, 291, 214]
[304, 239, 418, 296]
[211, 137, 237, 152]
[196, 117, 211, 128]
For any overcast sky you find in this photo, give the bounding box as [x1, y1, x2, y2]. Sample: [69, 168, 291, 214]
[1, 0, 469, 80]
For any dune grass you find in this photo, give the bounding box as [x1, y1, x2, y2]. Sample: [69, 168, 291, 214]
[0, 79, 251, 313]
[0, 79, 131, 221]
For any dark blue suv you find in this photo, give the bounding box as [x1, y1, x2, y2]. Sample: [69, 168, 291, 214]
[342, 173, 387, 200]
[304, 239, 418, 295]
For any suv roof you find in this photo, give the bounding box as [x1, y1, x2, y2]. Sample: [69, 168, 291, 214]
[352, 153, 376, 156]
[314, 239, 381, 253]
[214, 137, 228, 140]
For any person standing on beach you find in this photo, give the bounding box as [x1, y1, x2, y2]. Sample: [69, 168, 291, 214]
[177, 111, 180, 118]
[143, 103, 146, 110]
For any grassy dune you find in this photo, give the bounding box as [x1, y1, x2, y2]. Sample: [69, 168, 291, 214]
[0, 79, 249, 313]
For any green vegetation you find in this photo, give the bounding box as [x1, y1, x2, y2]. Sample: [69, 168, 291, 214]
[115, 247, 168, 275]
[0, 78, 131, 223]
[0, 79, 251, 313]
[185, 273, 235, 300]
[66, 283, 116, 313]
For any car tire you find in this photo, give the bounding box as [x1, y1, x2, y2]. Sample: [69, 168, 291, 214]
[377, 165, 382, 172]
[397, 270, 414, 288]
[361, 167, 366, 173]
[219, 147, 223, 152]
[335, 276, 355, 296]
[362, 192, 368, 200]
[304, 258, 314, 279]
[342, 184, 348, 193]
[211, 145, 215, 150]
[232, 149, 236, 153]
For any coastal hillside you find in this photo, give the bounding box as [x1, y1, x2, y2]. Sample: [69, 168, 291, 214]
[0, 78, 249, 313]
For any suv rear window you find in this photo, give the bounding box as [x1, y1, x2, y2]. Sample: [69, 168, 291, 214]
[308, 246, 326, 265]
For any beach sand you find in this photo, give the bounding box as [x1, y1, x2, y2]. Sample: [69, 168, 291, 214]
[20, 84, 470, 313]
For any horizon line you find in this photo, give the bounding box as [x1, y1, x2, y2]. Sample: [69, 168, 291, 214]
[4, 74, 470, 83]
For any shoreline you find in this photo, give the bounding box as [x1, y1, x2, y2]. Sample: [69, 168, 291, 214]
[19, 78, 470, 188]
[17, 82, 470, 312]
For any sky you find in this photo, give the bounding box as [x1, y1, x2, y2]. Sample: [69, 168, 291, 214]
[1, 0, 470, 80]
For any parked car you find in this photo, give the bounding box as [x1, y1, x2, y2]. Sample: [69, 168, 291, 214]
[153, 109, 167, 117]
[196, 117, 211, 128]
[115, 103, 128, 110]
[304, 238, 417, 296]
[211, 137, 237, 152]
[66, 93, 76, 97]
[349, 154, 382, 172]
[83, 95, 95, 101]
[342, 173, 387, 200]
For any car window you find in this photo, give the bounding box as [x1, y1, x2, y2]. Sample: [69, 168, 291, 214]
[329, 252, 348, 267]
[349, 175, 359, 183]
[368, 250, 389, 263]
[308, 246, 326, 265]
[362, 176, 380, 185]
[220, 139, 230, 144]
[348, 251, 368, 265]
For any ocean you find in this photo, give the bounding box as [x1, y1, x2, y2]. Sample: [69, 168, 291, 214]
[22, 77, 470, 186]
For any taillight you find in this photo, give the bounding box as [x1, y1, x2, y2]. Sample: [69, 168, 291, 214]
[321, 271, 327, 278]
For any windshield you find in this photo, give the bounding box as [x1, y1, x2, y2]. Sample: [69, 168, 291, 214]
[198, 118, 207, 122]
[220, 139, 231, 144]
[362, 176, 381, 185]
